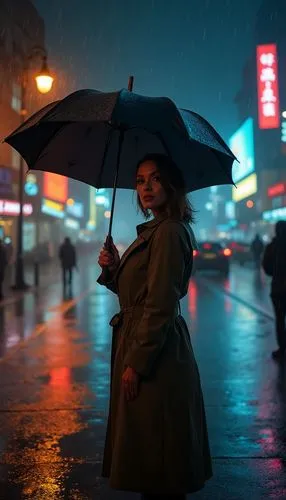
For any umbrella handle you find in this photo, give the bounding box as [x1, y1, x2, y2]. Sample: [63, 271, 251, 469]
[100, 234, 113, 282]
[104, 233, 112, 251]
[101, 76, 133, 283]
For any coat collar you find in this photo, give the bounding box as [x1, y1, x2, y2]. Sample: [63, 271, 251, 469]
[136, 213, 169, 236]
[115, 215, 168, 280]
[115, 215, 197, 283]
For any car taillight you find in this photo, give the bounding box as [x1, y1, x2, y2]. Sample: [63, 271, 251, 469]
[223, 248, 232, 257]
[193, 250, 199, 257]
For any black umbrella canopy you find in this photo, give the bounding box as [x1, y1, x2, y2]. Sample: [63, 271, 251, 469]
[4, 88, 236, 193]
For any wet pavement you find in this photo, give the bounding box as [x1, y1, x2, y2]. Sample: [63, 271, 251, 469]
[0, 260, 285, 499]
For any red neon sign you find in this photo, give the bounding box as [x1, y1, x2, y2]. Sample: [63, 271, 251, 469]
[43, 172, 68, 203]
[267, 182, 286, 198]
[257, 44, 280, 129]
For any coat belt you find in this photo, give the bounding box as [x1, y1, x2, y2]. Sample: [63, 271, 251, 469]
[109, 305, 145, 327]
[109, 303, 181, 328]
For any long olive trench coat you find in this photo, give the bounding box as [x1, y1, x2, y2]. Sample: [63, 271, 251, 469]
[97, 215, 212, 495]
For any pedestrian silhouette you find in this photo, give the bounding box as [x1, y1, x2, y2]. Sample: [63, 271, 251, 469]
[262, 221, 286, 360]
[59, 237, 77, 297]
[250, 233, 264, 268]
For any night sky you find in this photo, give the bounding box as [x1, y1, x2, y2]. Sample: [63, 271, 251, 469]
[34, 0, 262, 240]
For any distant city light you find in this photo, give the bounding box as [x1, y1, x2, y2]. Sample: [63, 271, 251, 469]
[246, 200, 254, 208]
[205, 202, 213, 211]
[95, 195, 109, 206]
[104, 210, 111, 218]
[282, 111, 286, 118]
[263, 207, 286, 222]
[65, 218, 80, 229]
[87, 220, 96, 230]
[281, 119, 286, 143]
[225, 201, 235, 219]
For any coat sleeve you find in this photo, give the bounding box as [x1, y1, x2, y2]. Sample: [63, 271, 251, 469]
[124, 222, 188, 377]
[97, 268, 119, 294]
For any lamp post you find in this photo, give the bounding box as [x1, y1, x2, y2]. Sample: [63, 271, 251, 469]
[14, 47, 54, 290]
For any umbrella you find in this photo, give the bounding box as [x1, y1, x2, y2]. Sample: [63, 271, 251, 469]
[4, 82, 236, 244]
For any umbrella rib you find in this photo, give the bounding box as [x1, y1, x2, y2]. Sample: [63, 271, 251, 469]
[31, 122, 67, 169]
[156, 132, 173, 158]
[96, 124, 114, 189]
[114, 126, 174, 157]
[158, 130, 234, 187]
[211, 149, 235, 186]
[180, 108, 236, 160]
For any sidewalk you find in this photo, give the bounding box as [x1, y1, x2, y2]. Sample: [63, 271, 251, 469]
[0, 260, 285, 498]
[228, 262, 273, 318]
[0, 259, 84, 360]
[200, 262, 274, 320]
[2, 259, 61, 306]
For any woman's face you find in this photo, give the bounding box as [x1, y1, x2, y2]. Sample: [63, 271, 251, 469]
[136, 160, 168, 215]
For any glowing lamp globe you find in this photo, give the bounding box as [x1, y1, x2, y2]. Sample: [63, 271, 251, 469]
[35, 74, 53, 94]
[35, 56, 54, 94]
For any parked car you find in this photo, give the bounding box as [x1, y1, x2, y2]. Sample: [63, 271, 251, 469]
[193, 241, 232, 276]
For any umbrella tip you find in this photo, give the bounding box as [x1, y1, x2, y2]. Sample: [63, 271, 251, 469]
[128, 76, 134, 92]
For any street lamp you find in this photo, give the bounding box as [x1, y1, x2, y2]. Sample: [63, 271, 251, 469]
[14, 47, 54, 290]
[35, 56, 54, 94]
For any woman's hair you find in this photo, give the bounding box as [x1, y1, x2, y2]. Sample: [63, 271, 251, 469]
[135, 153, 195, 223]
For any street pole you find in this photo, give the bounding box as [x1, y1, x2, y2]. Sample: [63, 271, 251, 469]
[13, 71, 29, 290]
[12, 47, 53, 290]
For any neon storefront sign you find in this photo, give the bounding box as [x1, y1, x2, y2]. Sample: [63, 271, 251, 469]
[257, 44, 280, 129]
[41, 198, 64, 218]
[267, 182, 286, 198]
[0, 199, 33, 216]
[229, 118, 255, 184]
[232, 173, 257, 202]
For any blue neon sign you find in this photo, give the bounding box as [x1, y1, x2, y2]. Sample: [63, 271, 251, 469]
[229, 118, 255, 184]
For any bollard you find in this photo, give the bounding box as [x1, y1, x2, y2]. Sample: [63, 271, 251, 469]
[34, 261, 39, 287]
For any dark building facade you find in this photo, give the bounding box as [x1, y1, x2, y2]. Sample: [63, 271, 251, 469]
[0, 0, 46, 251]
[0, 1, 103, 260]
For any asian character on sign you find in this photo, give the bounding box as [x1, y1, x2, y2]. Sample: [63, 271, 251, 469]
[261, 82, 276, 103]
[260, 67, 276, 82]
[260, 53, 275, 66]
[263, 102, 276, 117]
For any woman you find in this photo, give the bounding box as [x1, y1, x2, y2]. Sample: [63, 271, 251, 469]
[262, 220, 286, 360]
[97, 153, 212, 499]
